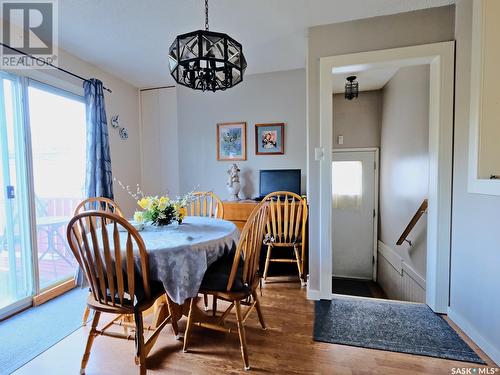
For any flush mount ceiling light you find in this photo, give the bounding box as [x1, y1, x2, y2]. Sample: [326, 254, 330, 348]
[345, 75, 359, 100]
[168, 0, 247, 92]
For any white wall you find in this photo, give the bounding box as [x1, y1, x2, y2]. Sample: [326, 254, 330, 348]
[177, 69, 306, 200]
[140, 88, 180, 197]
[307, 5, 455, 294]
[332, 90, 382, 149]
[448, 0, 500, 364]
[379, 65, 429, 278]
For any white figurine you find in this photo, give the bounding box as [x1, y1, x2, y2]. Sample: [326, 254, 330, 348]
[226, 163, 241, 201]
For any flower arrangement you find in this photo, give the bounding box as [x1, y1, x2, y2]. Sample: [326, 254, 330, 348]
[115, 179, 194, 227]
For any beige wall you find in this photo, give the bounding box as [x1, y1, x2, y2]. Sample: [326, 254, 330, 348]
[40, 49, 141, 216]
[449, 0, 500, 364]
[379, 65, 430, 278]
[306, 5, 455, 292]
[0, 17, 142, 217]
[177, 69, 306, 200]
[332, 90, 382, 149]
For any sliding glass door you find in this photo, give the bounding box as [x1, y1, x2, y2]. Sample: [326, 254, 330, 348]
[0, 73, 87, 317]
[0, 74, 33, 315]
[28, 81, 86, 290]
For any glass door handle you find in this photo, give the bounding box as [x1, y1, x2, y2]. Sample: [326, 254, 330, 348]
[6, 185, 15, 199]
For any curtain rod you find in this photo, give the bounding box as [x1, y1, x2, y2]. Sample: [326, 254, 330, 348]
[0, 43, 112, 93]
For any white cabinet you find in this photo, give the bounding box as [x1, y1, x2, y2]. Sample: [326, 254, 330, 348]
[140, 87, 179, 196]
[468, 0, 500, 195]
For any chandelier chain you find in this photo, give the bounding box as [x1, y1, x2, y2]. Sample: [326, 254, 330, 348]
[205, 0, 209, 31]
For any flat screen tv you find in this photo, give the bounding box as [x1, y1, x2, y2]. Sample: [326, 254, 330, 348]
[258, 169, 301, 198]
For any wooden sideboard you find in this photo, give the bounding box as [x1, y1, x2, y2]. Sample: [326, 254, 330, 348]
[222, 200, 258, 231]
[222, 200, 308, 282]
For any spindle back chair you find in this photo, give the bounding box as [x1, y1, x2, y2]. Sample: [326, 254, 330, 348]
[261, 191, 308, 286]
[66, 211, 171, 375]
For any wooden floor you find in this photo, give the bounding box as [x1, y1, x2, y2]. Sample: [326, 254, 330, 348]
[15, 281, 496, 375]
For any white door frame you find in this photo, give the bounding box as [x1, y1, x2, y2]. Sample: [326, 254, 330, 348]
[307, 42, 454, 313]
[332, 148, 379, 281]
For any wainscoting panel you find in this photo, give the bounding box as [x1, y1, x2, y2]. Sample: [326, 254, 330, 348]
[377, 241, 425, 303]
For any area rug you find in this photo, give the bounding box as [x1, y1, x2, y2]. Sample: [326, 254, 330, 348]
[313, 296, 485, 364]
[0, 287, 89, 375]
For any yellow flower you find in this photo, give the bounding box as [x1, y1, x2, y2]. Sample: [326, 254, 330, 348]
[177, 207, 187, 221]
[137, 197, 151, 210]
[133, 211, 144, 224]
[158, 196, 169, 211]
[150, 197, 160, 209]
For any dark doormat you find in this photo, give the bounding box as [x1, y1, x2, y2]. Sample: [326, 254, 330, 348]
[332, 278, 374, 298]
[313, 296, 485, 364]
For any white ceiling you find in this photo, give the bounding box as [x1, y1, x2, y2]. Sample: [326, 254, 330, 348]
[332, 67, 400, 94]
[55, 0, 455, 88]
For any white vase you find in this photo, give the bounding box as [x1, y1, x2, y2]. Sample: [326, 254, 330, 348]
[227, 181, 241, 201]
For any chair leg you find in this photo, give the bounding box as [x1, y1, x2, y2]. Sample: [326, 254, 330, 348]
[235, 300, 250, 370]
[134, 310, 147, 375]
[122, 314, 133, 335]
[82, 306, 90, 326]
[183, 298, 196, 353]
[203, 293, 208, 311]
[293, 245, 303, 282]
[263, 245, 272, 281]
[251, 290, 266, 330]
[80, 311, 101, 374]
[212, 296, 218, 317]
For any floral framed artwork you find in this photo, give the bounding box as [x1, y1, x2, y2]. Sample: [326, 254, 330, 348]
[217, 122, 247, 161]
[255, 123, 285, 155]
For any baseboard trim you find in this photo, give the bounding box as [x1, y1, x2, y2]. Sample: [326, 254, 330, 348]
[448, 307, 500, 366]
[33, 278, 76, 306]
[307, 287, 322, 300]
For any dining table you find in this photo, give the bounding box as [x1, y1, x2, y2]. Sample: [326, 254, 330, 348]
[128, 216, 240, 336]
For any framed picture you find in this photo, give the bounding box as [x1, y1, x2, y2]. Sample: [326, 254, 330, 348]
[255, 123, 285, 155]
[217, 122, 247, 161]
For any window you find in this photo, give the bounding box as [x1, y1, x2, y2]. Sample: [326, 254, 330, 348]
[0, 74, 33, 312]
[332, 161, 363, 209]
[28, 82, 86, 289]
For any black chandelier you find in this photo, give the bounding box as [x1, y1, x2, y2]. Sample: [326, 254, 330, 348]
[345, 75, 359, 100]
[168, 0, 247, 92]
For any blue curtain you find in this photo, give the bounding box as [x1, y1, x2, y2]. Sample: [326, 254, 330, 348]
[83, 79, 114, 199]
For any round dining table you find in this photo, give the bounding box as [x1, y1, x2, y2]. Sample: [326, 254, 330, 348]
[136, 216, 240, 305]
[132, 216, 240, 336]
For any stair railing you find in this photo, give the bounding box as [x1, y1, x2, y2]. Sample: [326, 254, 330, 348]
[396, 199, 428, 246]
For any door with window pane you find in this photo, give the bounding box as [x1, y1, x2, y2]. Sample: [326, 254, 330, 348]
[0, 74, 33, 314]
[332, 150, 376, 279]
[28, 81, 86, 290]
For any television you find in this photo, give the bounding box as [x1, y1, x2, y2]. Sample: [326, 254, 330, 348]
[258, 169, 301, 199]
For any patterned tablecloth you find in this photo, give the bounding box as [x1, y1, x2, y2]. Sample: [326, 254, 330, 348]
[130, 216, 239, 304]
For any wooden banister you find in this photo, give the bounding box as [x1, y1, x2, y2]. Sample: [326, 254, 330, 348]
[396, 199, 428, 246]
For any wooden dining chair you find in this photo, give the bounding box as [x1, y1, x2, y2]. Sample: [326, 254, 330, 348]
[74, 197, 125, 325]
[183, 201, 269, 370]
[74, 196, 124, 221]
[187, 192, 224, 311]
[187, 191, 224, 219]
[261, 191, 308, 287]
[66, 211, 172, 375]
